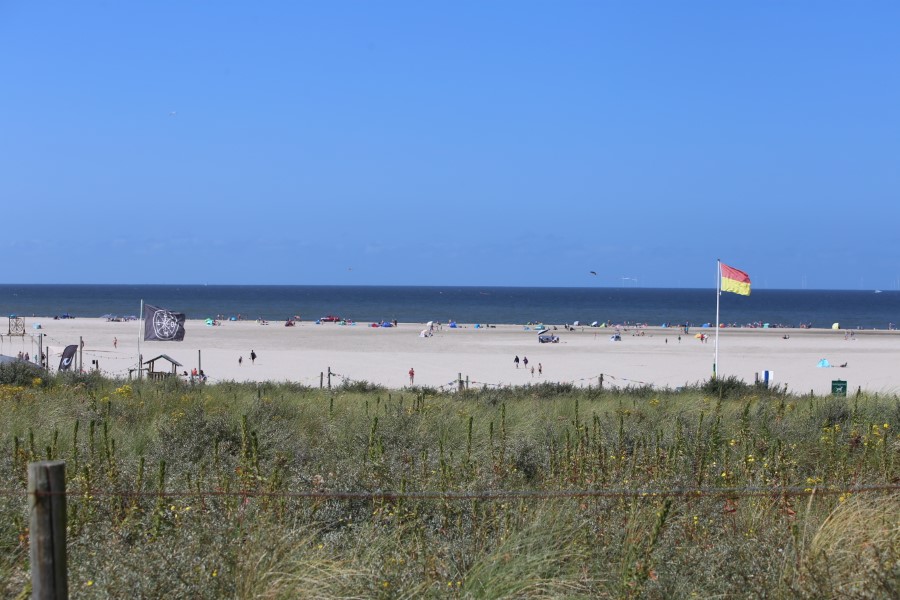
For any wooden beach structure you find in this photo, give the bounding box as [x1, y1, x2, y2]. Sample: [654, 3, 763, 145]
[143, 354, 182, 380]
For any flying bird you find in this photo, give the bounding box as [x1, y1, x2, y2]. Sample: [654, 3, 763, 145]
[589, 271, 597, 276]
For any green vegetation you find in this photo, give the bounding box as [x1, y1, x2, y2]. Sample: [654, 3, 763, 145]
[1, 375, 897, 598]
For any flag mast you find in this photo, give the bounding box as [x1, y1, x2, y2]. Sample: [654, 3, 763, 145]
[137, 299, 143, 380]
[714, 259, 721, 379]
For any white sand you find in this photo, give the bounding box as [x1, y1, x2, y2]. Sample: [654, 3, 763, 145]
[6, 318, 899, 395]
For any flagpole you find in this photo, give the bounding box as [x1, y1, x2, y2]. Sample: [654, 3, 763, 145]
[138, 300, 143, 380]
[714, 259, 721, 379]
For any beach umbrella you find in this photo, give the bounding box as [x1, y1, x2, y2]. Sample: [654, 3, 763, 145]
[694, 333, 703, 339]
[832, 323, 840, 330]
[817, 358, 831, 368]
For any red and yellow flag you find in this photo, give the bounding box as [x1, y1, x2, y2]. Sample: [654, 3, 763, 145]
[720, 263, 751, 296]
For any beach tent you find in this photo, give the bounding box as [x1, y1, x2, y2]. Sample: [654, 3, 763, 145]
[832, 323, 840, 330]
[449, 322, 458, 328]
[701, 323, 711, 328]
[419, 329, 429, 337]
[206, 318, 214, 326]
[694, 333, 703, 339]
[380, 321, 393, 328]
[817, 358, 831, 368]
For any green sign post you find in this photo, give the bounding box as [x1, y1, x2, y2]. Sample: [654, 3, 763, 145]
[831, 380, 847, 397]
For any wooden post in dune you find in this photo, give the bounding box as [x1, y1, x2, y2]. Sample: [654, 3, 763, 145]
[327, 367, 332, 390]
[320, 372, 324, 389]
[198, 350, 201, 375]
[599, 374, 604, 391]
[458, 373, 463, 392]
[28, 460, 68, 600]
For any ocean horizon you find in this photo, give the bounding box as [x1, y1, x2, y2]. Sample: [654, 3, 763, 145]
[1, 284, 898, 330]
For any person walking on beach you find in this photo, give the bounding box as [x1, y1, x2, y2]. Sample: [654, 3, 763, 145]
[238, 356, 243, 366]
[531, 365, 535, 377]
[523, 356, 529, 370]
[250, 350, 257, 364]
[113, 337, 117, 349]
[409, 367, 415, 385]
[538, 363, 542, 376]
[514, 355, 520, 368]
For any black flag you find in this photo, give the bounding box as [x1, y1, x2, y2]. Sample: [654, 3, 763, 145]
[58, 344, 78, 371]
[143, 304, 186, 341]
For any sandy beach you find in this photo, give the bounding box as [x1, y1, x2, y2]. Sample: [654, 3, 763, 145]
[4, 317, 899, 395]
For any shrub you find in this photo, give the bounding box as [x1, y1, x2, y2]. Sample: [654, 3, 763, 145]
[698, 375, 753, 399]
[0, 360, 45, 387]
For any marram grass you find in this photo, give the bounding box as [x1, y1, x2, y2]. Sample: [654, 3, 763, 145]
[0, 371, 897, 598]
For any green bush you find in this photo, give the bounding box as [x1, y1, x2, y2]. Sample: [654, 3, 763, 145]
[0, 360, 45, 386]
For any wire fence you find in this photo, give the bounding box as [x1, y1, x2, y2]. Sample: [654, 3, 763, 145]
[4, 483, 899, 501]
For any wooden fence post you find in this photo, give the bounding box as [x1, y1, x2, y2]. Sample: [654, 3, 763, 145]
[28, 460, 68, 600]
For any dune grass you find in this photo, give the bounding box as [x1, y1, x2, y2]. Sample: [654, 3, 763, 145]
[0, 367, 897, 598]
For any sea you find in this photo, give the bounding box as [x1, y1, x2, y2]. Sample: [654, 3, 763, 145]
[1, 285, 898, 329]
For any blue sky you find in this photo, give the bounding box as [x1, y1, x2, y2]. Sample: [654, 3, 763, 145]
[2, 1, 898, 288]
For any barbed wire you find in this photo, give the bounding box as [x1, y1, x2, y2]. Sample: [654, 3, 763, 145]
[3, 483, 898, 501]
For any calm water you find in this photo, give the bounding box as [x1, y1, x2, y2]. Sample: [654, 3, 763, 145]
[1, 285, 898, 329]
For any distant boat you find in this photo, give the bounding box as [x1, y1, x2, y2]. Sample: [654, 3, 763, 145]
[875, 290, 883, 294]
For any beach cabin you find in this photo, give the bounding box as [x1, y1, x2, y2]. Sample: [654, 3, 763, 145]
[143, 354, 183, 381]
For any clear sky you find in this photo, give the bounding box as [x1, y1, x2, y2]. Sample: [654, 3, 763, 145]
[2, 1, 898, 289]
